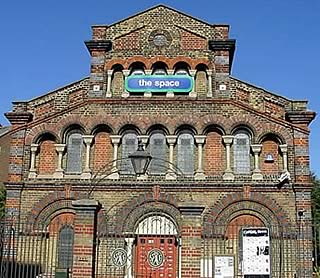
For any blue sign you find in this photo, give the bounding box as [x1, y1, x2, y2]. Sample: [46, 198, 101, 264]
[125, 75, 193, 93]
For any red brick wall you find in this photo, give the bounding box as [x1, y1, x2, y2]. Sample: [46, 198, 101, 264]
[181, 31, 206, 50]
[114, 31, 140, 50]
[92, 132, 113, 173]
[38, 140, 56, 175]
[261, 140, 280, 174]
[204, 131, 224, 175]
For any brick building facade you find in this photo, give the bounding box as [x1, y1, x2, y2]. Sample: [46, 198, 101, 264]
[3, 5, 316, 278]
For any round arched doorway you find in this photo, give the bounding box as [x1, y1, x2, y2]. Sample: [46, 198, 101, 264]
[134, 214, 179, 278]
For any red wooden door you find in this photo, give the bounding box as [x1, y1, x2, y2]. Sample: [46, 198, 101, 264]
[135, 235, 178, 278]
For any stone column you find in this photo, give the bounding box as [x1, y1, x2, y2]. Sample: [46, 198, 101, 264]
[194, 135, 206, 180]
[280, 144, 289, 173]
[108, 135, 122, 179]
[189, 70, 197, 98]
[28, 144, 39, 179]
[144, 70, 152, 97]
[207, 70, 213, 97]
[251, 144, 263, 180]
[122, 70, 130, 98]
[166, 70, 175, 98]
[179, 204, 204, 278]
[106, 70, 113, 97]
[53, 144, 66, 179]
[81, 135, 94, 179]
[222, 135, 234, 180]
[124, 237, 135, 278]
[166, 135, 177, 180]
[72, 199, 101, 278]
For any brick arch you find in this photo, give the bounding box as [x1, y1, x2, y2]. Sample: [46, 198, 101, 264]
[26, 124, 61, 145]
[256, 124, 293, 145]
[106, 56, 210, 70]
[26, 190, 87, 227]
[57, 115, 91, 140]
[200, 115, 228, 135]
[173, 116, 201, 134]
[204, 192, 291, 236]
[88, 118, 115, 135]
[144, 116, 175, 135]
[109, 193, 180, 234]
[257, 131, 286, 145]
[228, 114, 261, 136]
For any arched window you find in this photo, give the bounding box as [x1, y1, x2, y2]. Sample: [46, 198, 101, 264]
[129, 62, 146, 76]
[66, 131, 83, 173]
[177, 132, 194, 175]
[152, 62, 168, 75]
[233, 131, 251, 174]
[149, 132, 167, 175]
[174, 62, 190, 75]
[120, 132, 138, 174]
[57, 225, 74, 269]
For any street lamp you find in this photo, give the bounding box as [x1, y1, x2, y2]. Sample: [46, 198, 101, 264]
[128, 141, 152, 175]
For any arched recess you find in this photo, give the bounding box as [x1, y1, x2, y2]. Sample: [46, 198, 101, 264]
[203, 125, 225, 176]
[232, 125, 254, 175]
[147, 125, 169, 175]
[175, 125, 196, 176]
[259, 133, 284, 174]
[108, 193, 180, 235]
[111, 64, 124, 96]
[91, 124, 113, 174]
[35, 132, 58, 175]
[195, 63, 209, 95]
[63, 124, 85, 174]
[204, 194, 291, 238]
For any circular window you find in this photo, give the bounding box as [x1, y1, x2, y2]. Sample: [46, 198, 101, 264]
[149, 30, 172, 48]
[153, 34, 167, 47]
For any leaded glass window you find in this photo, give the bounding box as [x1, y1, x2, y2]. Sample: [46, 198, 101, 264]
[58, 226, 74, 269]
[149, 132, 167, 174]
[177, 132, 194, 175]
[120, 132, 138, 174]
[234, 132, 251, 174]
[66, 132, 83, 173]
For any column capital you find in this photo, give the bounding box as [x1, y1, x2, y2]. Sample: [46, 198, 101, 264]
[137, 135, 149, 145]
[110, 135, 122, 144]
[55, 143, 66, 152]
[207, 69, 213, 75]
[123, 69, 130, 76]
[279, 144, 288, 153]
[166, 135, 177, 145]
[107, 69, 113, 76]
[145, 69, 152, 75]
[189, 69, 197, 76]
[251, 144, 263, 153]
[167, 69, 174, 75]
[222, 135, 234, 145]
[82, 135, 94, 145]
[194, 135, 206, 144]
[30, 143, 39, 152]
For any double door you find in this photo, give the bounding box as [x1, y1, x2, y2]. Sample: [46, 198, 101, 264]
[135, 235, 178, 278]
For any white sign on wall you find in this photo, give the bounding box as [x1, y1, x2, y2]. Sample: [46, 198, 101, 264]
[214, 256, 234, 278]
[242, 228, 270, 276]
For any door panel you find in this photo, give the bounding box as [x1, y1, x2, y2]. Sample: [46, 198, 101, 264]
[135, 235, 178, 278]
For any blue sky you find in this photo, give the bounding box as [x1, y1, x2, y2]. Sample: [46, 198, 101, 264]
[0, 0, 319, 175]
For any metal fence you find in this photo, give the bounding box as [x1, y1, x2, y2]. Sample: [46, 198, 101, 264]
[0, 220, 319, 278]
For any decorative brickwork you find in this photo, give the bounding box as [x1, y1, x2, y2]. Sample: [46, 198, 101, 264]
[2, 5, 316, 278]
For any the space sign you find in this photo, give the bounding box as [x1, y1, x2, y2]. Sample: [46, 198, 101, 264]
[125, 75, 193, 93]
